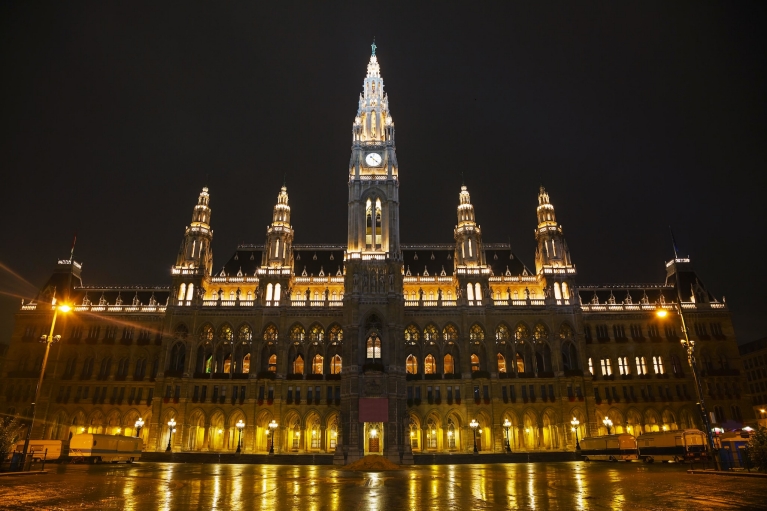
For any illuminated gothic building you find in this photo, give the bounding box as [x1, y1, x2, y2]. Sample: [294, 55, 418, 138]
[2, 47, 752, 463]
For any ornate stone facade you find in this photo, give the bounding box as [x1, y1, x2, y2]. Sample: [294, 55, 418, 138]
[1, 47, 752, 463]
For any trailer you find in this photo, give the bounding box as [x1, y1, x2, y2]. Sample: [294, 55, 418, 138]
[13, 440, 68, 461]
[580, 434, 638, 461]
[68, 434, 143, 463]
[636, 429, 708, 463]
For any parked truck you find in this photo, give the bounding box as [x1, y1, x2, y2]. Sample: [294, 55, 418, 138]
[68, 434, 143, 463]
[580, 434, 638, 461]
[636, 429, 708, 463]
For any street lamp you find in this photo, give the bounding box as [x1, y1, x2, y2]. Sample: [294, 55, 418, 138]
[20, 300, 70, 467]
[570, 417, 580, 450]
[235, 419, 245, 454]
[658, 304, 719, 467]
[603, 417, 613, 435]
[502, 419, 512, 453]
[469, 419, 479, 454]
[268, 419, 278, 455]
[134, 418, 144, 438]
[166, 418, 176, 452]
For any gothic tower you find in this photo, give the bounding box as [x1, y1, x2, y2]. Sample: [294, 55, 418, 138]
[346, 41, 400, 255]
[534, 186, 575, 302]
[341, 42, 408, 464]
[259, 185, 293, 306]
[172, 187, 213, 305]
[453, 184, 490, 305]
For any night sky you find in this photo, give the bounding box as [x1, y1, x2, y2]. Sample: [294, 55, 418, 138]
[1, 2, 765, 345]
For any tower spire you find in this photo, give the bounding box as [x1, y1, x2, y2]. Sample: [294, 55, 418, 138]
[534, 186, 575, 300]
[174, 187, 213, 275]
[263, 184, 294, 268]
[454, 184, 484, 267]
[371, 38, 376, 56]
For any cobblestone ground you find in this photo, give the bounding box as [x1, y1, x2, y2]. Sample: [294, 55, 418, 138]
[1, 462, 766, 510]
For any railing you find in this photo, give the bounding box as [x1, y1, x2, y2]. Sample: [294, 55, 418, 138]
[66, 305, 167, 313]
[581, 302, 727, 312]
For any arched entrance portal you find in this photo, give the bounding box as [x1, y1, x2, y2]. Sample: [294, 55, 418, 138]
[364, 422, 384, 455]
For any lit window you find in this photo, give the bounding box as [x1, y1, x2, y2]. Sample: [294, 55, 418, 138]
[312, 354, 324, 375]
[293, 355, 304, 374]
[366, 334, 381, 359]
[497, 353, 507, 373]
[406, 354, 418, 374]
[424, 354, 436, 374]
[471, 354, 480, 372]
[443, 354, 454, 374]
[330, 355, 342, 375]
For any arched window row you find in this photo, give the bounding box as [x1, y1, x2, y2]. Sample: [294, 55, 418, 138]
[402, 321, 573, 344]
[195, 323, 343, 345]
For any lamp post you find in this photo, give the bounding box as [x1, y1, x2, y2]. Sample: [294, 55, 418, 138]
[602, 417, 613, 435]
[570, 417, 580, 450]
[134, 418, 144, 438]
[469, 419, 479, 454]
[268, 420, 278, 455]
[20, 301, 70, 468]
[166, 418, 176, 452]
[657, 304, 719, 468]
[235, 419, 245, 454]
[502, 419, 512, 453]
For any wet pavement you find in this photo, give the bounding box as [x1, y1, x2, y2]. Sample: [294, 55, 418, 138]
[1, 461, 766, 510]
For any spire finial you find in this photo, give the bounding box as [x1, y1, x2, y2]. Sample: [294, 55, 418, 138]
[461, 172, 464, 186]
[283, 173, 286, 187]
[371, 38, 376, 56]
[669, 226, 680, 259]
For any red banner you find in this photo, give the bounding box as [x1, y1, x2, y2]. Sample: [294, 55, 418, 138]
[359, 398, 389, 422]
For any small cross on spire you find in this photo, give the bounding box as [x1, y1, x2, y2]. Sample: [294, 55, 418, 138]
[371, 38, 376, 56]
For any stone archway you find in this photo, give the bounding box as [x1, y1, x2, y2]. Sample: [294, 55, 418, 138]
[186, 409, 207, 451]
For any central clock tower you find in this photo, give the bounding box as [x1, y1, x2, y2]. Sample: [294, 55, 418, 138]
[347, 41, 400, 255]
[340, 42, 408, 465]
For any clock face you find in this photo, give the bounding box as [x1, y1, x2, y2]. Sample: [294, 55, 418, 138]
[365, 152, 382, 167]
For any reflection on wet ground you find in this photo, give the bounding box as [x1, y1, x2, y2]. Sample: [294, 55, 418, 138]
[1, 462, 766, 510]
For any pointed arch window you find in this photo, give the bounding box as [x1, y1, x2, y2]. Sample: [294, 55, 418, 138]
[223, 354, 232, 374]
[330, 355, 342, 375]
[292, 354, 304, 375]
[242, 354, 250, 373]
[366, 334, 381, 360]
[424, 325, 439, 342]
[185, 283, 194, 301]
[653, 356, 664, 374]
[263, 325, 278, 341]
[470, 354, 480, 372]
[496, 324, 510, 341]
[178, 283, 186, 301]
[268, 354, 277, 373]
[469, 324, 485, 341]
[309, 325, 324, 342]
[516, 352, 525, 373]
[405, 325, 420, 342]
[406, 354, 418, 374]
[424, 354, 436, 374]
[329, 325, 343, 342]
[442, 324, 458, 341]
[290, 325, 305, 342]
[474, 283, 482, 305]
[443, 354, 455, 374]
[312, 354, 324, 374]
[497, 353, 507, 373]
[375, 198, 382, 250]
[366, 198, 373, 250]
